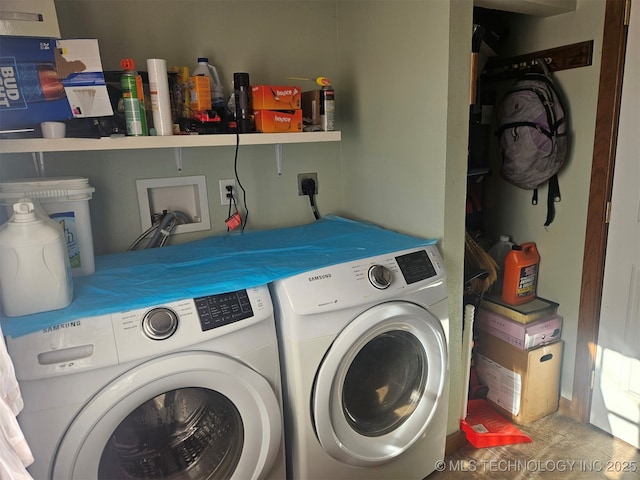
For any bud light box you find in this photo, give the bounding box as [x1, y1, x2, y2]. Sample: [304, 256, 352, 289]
[0, 36, 113, 132]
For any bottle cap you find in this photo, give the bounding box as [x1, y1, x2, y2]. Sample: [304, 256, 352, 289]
[12, 201, 37, 223]
[316, 76, 332, 86]
[499, 234, 510, 242]
[233, 72, 250, 87]
[197, 57, 209, 63]
[121, 58, 136, 70]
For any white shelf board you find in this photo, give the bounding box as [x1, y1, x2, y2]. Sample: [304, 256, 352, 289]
[0, 131, 341, 154]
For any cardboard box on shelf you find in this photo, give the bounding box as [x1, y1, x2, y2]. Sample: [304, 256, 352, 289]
[254, 109, 302, 133]
[481, 294, 559, 324]
[476, 307, 562, 350]
[0, 36, 113, 131]
[0, 0, 60, 37]
[475, 331, 563, 425]
[302, 90, 321, 126]
[251, 85, 301, 110]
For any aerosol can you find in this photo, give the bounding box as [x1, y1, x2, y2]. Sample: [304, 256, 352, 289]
[317, 77, 335, 132]
[289, 75, 335, 131]
[120, 58, 148, 136]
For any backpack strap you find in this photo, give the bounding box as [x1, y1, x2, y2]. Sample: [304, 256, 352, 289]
[544, 174, 561, 227]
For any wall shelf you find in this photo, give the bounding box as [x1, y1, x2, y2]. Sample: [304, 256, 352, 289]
[0, 131, 341, 154]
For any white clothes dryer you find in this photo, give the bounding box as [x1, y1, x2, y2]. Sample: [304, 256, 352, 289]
[270, 246, 449, 480]
[6, 285, 285, 480]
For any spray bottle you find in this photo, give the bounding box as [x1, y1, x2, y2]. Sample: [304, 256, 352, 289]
[288, 76, 335, 131]
[317, 77, 335, 132]
[120, 58, 148, 136]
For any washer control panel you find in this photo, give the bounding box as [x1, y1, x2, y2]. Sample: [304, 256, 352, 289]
[194, 289, 254, 332]
[7, 286, 273, 379]
[142, 307, 179, 340]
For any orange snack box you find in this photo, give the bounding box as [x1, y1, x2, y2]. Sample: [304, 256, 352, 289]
[254, 109, 302, 133]
[251, 85, 301, 110]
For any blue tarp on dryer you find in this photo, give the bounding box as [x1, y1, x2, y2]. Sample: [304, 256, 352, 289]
[1, 215, 437, 337]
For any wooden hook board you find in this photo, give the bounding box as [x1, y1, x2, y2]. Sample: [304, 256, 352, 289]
[481, 40, 593, 81]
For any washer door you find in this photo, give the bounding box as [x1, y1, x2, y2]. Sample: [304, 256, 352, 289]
[312, 301, 447, 466]
[52, 352, 282, 480]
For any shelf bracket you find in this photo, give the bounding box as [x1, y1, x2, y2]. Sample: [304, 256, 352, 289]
[32, 152, 46, 177]
[275, 143, 283, 175]
[174, 147, 183, 172]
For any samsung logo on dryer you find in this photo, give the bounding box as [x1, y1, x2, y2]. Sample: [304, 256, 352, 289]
[43, 320, 81, 333]
[308, 273, 332, 282]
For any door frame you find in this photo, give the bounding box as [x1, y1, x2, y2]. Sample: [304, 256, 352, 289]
[571, 0, 631, 423]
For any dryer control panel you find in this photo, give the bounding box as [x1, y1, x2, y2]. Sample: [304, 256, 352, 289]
[272, 245, 446, 316]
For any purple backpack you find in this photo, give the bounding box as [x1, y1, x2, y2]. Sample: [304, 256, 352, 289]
[495, 59, 568, 226]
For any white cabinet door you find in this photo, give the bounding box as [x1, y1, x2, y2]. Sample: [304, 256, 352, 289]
[590, 0, 640, 449]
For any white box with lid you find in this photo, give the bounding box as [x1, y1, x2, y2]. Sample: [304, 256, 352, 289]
[0, 177, 95, 276]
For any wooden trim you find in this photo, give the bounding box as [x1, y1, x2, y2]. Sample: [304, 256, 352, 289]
[571, 0, 629, 423]
[445, 429, 468, 456]
[481, 40, 594, 81]
[558, 395, 573, 417]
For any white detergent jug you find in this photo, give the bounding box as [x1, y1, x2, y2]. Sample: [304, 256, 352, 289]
[0, 200, 73, 317]
[192, 57, 225, 109]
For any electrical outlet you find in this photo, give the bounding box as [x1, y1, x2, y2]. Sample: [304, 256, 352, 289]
[219, 179, 236, 205]
[297, 173, 318, 196]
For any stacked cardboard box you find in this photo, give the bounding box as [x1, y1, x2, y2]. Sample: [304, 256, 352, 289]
[252, 85, 302, 133]
[474, 294, 563, 425]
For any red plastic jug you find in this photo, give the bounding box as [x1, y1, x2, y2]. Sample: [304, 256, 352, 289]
[501, 242, 540, 305]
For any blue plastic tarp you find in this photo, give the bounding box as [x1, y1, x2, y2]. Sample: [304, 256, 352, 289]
[1, 215, 437, 337]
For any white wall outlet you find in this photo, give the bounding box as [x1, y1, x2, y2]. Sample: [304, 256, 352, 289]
[219, 179, 236, 206]
[136, 176, 211, 235]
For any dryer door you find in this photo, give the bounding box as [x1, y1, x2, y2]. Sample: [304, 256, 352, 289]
[312, 301, 447, 466]
[52, 351, 282, 480]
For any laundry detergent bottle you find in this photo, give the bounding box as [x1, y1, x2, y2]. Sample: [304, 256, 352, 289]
[0, 200, 73, 317]
[501, 242, 540, 306]
[192, 58, 225, 109]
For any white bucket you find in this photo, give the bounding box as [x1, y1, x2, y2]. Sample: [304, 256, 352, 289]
[0, 177, 96, 276]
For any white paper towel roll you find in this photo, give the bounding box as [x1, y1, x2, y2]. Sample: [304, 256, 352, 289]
[146, 58, 173, 136]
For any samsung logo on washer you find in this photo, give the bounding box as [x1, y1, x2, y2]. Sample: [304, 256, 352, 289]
[308, 273, 332, 282]
[42, 321, 81, 333]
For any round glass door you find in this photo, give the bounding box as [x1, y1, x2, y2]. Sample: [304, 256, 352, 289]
[312, 301, 447, 466]
[98, 387, 244, 479]
[342, 330, 426, 437]
[53, 352, 282, 480]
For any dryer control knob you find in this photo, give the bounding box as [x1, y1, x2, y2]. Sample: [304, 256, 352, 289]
[142, 308, 178, 340]
[368, 264, 392, 289]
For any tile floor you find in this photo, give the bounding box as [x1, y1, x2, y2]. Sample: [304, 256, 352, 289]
[427, 412, 640, 479]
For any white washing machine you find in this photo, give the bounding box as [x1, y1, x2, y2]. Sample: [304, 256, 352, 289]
[270, 245, 449, 480]
[6, 285, 285, 480]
